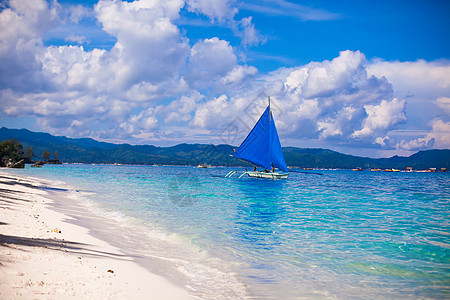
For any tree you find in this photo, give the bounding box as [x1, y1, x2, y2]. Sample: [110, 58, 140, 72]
[53, 150, 59, 159]
[0, 139, 25, 167]
[42, 150, 51, 161]
[26, 146, 34, 161]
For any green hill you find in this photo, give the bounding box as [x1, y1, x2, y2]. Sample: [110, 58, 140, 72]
[1, 127, 448, 169]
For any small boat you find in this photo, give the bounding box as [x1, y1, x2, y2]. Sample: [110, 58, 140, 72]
[226, 97, 289, 179]
[352, 168, 363, 171]
[197, 163, 211, 168]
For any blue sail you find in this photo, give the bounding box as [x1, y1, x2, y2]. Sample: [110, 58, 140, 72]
[269, 113, 288, 171]
[234, 105, 288, 172]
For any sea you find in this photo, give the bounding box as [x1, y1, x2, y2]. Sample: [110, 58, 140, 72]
[3, 164, 449, 299]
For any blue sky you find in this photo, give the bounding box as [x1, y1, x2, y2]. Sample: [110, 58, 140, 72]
[1, 0, 449, 157]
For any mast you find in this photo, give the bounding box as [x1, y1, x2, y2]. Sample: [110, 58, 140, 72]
[268, 96, 273, 170]
[233, 95, 288, 172]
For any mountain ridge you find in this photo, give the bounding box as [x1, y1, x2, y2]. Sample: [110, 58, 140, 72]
[1, 127, 448, 169]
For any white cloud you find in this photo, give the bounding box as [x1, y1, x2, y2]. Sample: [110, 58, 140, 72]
[187, 37, 237, 87]
[239, 0, 339, 21]
[436, 97, 450, 114]
[0, 0, 60, 90]
[192, 94, 230, 128]
[397, 118, 450, 151]
[189, 50, 397, 146]
[300, 50, 371, 98]
[129, 108, 159, 131]
[186, 0, 237, 22]
[68, 4, 92, 23]
[318, 106, 360, 139]
[40, 45, 109, 90]
[185, 0, 265, 47]
[234, 16, 266, 46]
[65, 34, 90, 45]
[220, 65, 258, 85]
[95, 0, 189, 85]
[0, 0, 448, 155]
[366, 59, 450, 153]
[160, 92, 203, 124]
[367, 59, 450, 99]
[0, 0, 192, 140]
[375, 136, 390, 147]
[351, 98, 407, 139]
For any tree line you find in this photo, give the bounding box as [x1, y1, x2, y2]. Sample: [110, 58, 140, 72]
[0, 138, 60, 168]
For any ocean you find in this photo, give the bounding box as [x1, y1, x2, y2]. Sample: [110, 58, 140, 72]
[4, 164, 449, 299]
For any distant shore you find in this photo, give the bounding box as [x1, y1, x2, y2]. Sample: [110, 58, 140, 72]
[0, 171, 196, 299]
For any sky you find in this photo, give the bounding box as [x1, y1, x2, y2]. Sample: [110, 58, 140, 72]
[0, 0, 449, 158]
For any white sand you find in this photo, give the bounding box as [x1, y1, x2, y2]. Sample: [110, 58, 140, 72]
[0, 172, 197, 299]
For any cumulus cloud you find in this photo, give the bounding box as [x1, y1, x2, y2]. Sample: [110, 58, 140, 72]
[160, 93, 203, 124]
[0, 0, 60, 90]
[188, 50, 404, 148]
[0, 0, 258, 141]
[0, 0, 193, 139]
[127, 108, 159, 132]
[367, 59, 450, 151]
[397, 118, 450, 151]
[367, 59, 450, 99]
[351, 98, 407, 139]
[220, 65, 258, 85]
[187, 37, 237, 87]
[0, 0, 448, 155]
[94, 0, 189, 85]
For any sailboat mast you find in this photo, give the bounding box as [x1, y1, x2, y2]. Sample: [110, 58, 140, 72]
[268, 96, 272, 170]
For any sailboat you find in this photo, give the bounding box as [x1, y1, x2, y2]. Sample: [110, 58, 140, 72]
[225, 97, 289, 179]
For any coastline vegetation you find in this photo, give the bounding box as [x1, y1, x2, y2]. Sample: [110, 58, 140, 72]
[0, 138, 25, 168]
[0, 127, 448, 170]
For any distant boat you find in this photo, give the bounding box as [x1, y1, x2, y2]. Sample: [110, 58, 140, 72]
[352, 168, 363, 171]
[197, 163, 211, 168]
[225, 97, 289, 179]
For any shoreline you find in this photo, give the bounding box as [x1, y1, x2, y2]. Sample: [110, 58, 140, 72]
[0, 171, 198, 299]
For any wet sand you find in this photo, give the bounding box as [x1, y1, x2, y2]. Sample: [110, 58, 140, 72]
[0, 171, 197, 299]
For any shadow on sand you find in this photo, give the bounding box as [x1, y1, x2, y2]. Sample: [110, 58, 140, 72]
[0, 233, 132, 260]
[0, 175, 135, 261]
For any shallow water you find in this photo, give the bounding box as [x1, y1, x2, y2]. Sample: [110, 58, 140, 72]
[5, 164, 450, 299]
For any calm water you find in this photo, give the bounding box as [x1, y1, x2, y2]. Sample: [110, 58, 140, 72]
[4, 164, 450, 299]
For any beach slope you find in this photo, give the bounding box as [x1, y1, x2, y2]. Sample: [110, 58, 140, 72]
[0, 172, 196, 299]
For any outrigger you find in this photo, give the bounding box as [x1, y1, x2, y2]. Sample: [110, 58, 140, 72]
[226, 97, 289, 179]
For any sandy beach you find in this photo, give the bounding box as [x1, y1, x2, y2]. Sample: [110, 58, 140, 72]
[0, 171, 197, 300]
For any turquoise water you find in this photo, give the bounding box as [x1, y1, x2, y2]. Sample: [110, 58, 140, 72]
[4, 164, 450, 299]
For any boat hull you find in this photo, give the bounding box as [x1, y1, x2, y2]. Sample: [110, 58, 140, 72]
[247, 171, 289, 179]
